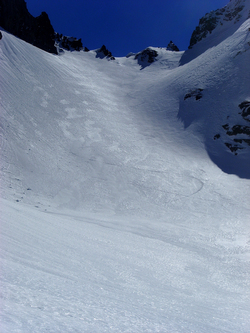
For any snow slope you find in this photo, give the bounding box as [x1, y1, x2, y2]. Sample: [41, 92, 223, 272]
[0, 4, 250, 331]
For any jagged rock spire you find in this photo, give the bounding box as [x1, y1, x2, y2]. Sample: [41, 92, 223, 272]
[166, 41, 179, 51]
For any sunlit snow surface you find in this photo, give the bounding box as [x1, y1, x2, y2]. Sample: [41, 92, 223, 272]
[1, 12, 250, 333]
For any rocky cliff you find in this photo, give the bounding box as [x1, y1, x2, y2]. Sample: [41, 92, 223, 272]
[180, 0, 250, 65]
[0, 0, 57, 54]
[188, 0, 247, 49]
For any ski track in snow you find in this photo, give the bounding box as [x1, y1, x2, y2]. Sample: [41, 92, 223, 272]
[1, 5, 250, 332]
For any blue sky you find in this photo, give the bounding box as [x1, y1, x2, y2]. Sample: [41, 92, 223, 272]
[26, 0, 229, 56]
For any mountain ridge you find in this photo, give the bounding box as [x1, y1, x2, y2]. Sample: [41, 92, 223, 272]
[2, 0, 247, 59]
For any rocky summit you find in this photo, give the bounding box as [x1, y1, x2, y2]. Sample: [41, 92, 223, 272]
[0, 0, 56, 53]
[166, 40, 179, 51]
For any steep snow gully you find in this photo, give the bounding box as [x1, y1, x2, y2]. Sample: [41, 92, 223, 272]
[0, 1, 250, 332]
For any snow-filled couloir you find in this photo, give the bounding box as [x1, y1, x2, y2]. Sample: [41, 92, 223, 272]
[0, 1, 250, 332]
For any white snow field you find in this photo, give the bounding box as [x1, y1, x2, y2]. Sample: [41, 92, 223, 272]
[1, 2, 250, 332]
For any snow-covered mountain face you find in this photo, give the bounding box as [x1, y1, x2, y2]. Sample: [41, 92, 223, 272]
[0, 1, 250, 332]
[181, 0, 250, 64]
[178, 17, 250, 177]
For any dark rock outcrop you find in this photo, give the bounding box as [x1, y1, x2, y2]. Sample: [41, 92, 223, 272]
[0, 0, 90, 55]
[238, 101, 250, 122]
[224, 142, 244, 154]
[213, 134, 221, 140]
[135, 48, 158, 63]
[166, 41, 179, 52]
[184, 89, 203, 101]
[54, 33, 88, 52]
[226, 124, 250, 136]
[134, 47, 158, 69]
[188, 2, 245, 49]
[180, 1, 247, 65]
[214, 101, 250, 155]
[188, 13, 220, 49]
[0, 0, 57, 54]
[95, 45, 115, 60]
